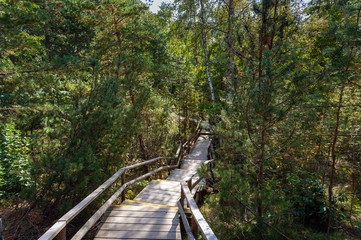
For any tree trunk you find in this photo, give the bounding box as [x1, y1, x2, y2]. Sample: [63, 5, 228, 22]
[326, 85, 344, 233]
[200, 0, 215, 109]
[43, 0, 51, 54]
[225, 0, 235, 101]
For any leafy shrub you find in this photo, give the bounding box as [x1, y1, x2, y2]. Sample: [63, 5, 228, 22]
[283, 173, 328, 229]
[0, 123, 32, 199]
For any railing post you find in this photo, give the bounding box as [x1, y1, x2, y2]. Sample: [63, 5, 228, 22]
[191, 216, 198, 238]
[180, 186, 185, 209]
[58, 226, 66, 240]
[121, 172, 126, 202]
[158, 159, 163, 179]
[187, 179, 192, 208]
[178, 150, 183, 168]
[167, 158, 171, 176]
[187, 179, 192, 190]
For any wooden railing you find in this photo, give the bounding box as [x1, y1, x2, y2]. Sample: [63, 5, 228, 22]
[178, 160, 217, 240]
[178, 140, 217, 240]
[38, 121, 203, 240]
[179, 181, 217, 240]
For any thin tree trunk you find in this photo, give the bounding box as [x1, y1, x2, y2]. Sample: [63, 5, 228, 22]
[193, 10, 199, 66]
[225, 0, 234, 101]
[257, 124, 266, 240]
[325, 9, 358, 230]
[326, 85, 344, 234]
[200, 0, 215, 109]
[43, 0, 51, 54]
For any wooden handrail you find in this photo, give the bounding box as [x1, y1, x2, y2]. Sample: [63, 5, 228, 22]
[38, 157, 175, 240]
[178, 131, 216, 240]
[180, 182, 217, 240]
[177, 202, 196, 240]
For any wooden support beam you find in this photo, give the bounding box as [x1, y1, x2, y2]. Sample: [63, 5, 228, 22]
[191, 216, 198, 238]
[180, 186, 185, 210]
[187, 179, 192, 208]
[121, 172, 126, 202]
[58, 227, 66, 240]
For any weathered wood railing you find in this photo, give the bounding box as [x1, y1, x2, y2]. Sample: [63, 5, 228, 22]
[178, 139, 217, 240]
[39, 121, 204, 240]
[178, 164, 217, 240]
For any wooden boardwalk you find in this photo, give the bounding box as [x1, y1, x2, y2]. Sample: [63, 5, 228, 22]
[94, 134, 210, 240]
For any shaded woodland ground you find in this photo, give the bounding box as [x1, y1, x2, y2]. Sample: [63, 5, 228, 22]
[0, 0, 360, 239]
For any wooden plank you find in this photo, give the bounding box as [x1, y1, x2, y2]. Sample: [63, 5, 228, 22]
[96, 229, 178, 239]
[134, 192, 180, 199]
[181, 159, 207, 162]
[133, 198, 178, 206]
[121, 200, 175, 207]
[134, 197, 179, 205]
[136, 191, 179, 200]
[168, 169, 196, 175]
[95, 229, 183, 240]
[94, 239, 179, 240]
[185, 136, 210, 160]
[136, 192, 180, 201]
[180, 182, 217, 240]
[143, 187, 180, 194]
[102, 217, 179, 224]
[137, 188, 180, 197]
[135, 190, 180, 198]
[181, 163, 203, 170]
[167, 169, 195, 181]
[147, 181, 181, 192]
[152, 179, 181, 184]
[99, 223, 180, 232]
[104, 210, 178, 219]
[108, 206, 178, 212]
[134, 194, 179, 202]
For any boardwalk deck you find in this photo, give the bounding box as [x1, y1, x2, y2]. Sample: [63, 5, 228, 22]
[95, 133, 210, 239]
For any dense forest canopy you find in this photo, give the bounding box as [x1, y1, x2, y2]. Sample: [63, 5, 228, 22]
[0, 0, 360, 239]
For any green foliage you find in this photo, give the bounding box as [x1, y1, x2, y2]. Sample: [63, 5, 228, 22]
[0, 123, 32, 199]
[1, 0, 360, 238]
[1, 0, 181, 224]
[284, 173, 328, 229]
